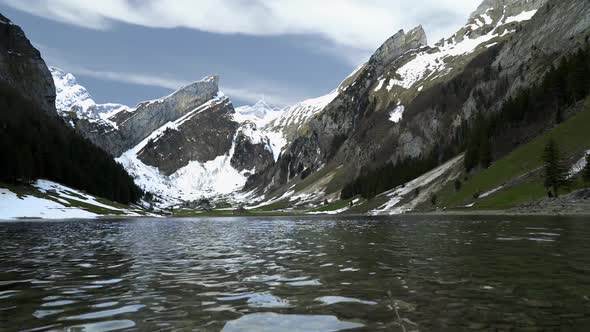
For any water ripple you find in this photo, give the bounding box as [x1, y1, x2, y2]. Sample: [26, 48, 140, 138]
[1, 216, 589, 330]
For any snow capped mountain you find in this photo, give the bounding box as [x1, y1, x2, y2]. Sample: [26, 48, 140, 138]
[50, 66, 94, 115]
[116, 94, 256, 204]
[49, 66, 127, 122]
[234, 100, 283, 126]
[50, 64, 340, 205]
[51, 70, 279, 205]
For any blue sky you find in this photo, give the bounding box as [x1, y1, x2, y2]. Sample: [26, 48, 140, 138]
[0, 1, 478, 107]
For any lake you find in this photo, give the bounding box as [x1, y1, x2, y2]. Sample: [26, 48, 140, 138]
[1, 215, 590, 331]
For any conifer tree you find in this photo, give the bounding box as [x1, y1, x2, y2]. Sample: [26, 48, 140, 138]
[542, 138, 571, 197]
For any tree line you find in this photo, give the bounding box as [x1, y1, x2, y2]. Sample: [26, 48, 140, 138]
[0, 82, 142, 204]
[341, 147, 440, 200]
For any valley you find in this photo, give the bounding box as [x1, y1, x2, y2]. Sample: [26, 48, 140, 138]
[2, 0, 590, 219]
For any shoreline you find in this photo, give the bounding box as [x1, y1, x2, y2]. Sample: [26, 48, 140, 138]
[3, 211, 589, 222]
[404, 210, 590, 217]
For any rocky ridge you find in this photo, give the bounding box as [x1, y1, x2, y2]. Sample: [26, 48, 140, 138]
[0, 13, 55, 114]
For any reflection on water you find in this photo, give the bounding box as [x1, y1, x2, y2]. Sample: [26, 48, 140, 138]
[1, 215, 590, 331]
[221, 313, 364, 332]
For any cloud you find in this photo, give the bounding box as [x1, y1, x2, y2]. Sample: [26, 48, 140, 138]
[3, 0, 479, 51]
[75, 67, 302, 105]
[51, 62, 299, 106]
[34, 39, 306, 106]
[73, 66, 188, 90]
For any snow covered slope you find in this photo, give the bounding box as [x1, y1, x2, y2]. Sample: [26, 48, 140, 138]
[0, 180, 143, 220]
[371, 155, 464, 215]
[379, 4, 541, 92]
[234, 93, 339, 161]
[116, 94, 257, 204]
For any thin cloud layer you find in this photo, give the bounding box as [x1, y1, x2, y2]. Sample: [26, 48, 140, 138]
[2, 0, 478, 51]
[55, 64, 300, 106]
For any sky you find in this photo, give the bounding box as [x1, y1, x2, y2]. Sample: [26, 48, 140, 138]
[0, 0, 480, 107]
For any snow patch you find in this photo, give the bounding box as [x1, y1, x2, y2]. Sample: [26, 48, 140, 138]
[307, 207, 349, 215]
[374, 78, 386, 92]
[34, 180, 132, 213]
[389, 105, 404, 123]
[0, 180, 133, 220]
[371, 155, 463, 215]
[504, 9, 538, 24]
[479, 185, 504, 199]
[569, 150, 590, 178]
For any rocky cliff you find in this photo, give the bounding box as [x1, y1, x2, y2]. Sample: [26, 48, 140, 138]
[0, 14, 55, 114]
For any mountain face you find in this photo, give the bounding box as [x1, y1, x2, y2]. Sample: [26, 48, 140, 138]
[0, 14, 55, 114]
[246, 0, 551, 195]
[242, 0, 590, 211]
[50, 0, 590, 212]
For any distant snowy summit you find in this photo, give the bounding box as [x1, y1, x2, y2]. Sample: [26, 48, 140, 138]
[49, 66, 126, 121]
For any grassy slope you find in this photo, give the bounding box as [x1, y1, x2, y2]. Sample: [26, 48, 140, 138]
[439, 100, 590, 210]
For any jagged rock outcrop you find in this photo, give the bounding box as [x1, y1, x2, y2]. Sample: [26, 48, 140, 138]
[0, 13, 55, 114]
[371, 25, 428, 72]
[231, 123, 275, 174]
[110, 77, 220, 154]
[136, 96, 238, 176]
[54, 73, 222, 157]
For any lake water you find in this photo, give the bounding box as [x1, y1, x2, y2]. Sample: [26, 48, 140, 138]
[1, 215, 590, 331]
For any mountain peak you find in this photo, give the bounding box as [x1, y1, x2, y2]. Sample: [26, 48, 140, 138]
[140, 74, 221, 111]
[370, 25, 428, 69]
[235, 99, 282, 126]
[202, 75, 219, 86]
[49, 66, 97, 117]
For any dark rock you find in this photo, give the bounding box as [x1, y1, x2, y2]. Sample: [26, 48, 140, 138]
[230, 127, 275, 173]
[137, 97, 238, 175]
[0, 13, 55, 115]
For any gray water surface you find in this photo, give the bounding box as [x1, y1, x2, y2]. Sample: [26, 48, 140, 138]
[1, 215, 590, 331]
